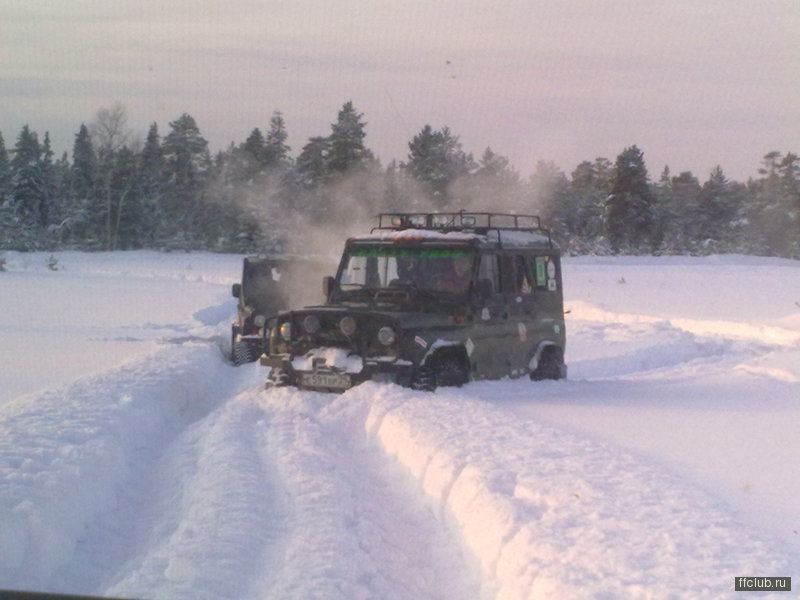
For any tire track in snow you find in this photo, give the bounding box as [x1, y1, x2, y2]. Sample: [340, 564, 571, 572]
[0, 342, 259, 595]
[248, 387, 488, 600]
[102, 396, 287, 600]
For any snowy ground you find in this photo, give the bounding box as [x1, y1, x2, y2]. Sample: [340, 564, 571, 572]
[0, 250, 798, 599]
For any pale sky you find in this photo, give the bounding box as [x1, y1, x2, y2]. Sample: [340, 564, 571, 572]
[3, 0, 798, 181]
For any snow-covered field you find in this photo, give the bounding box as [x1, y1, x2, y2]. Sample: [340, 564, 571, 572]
[1, 250, 798, 599]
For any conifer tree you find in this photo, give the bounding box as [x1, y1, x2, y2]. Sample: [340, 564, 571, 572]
[47, 151, 72, 245]
[264, 111, 292, 168]
[69, 124, 99, 247]
[107, 146, 143, 249]
[0, 133, 10, 200]
[748, 151, 800, 256]
[9, 125, 45, 249]
[295, 136, 330, 190]
[454, 147, 522, 211]
[778, 153, 800, 257]
[605, 145, 657, 253]
[137, 123, 167, 247]
[327, 101, 373, 174]
[403, 125, 475, 207]
[661, 170, 701, 252]
[528, 161, 570, 244]
[161, 113, 209, 247]
[569, 159, 611, 252]
[241, 128, 267, 178]
[695, 166, 741, 252]
[0, 132, 14, 248]
[39, 133, 56, 234]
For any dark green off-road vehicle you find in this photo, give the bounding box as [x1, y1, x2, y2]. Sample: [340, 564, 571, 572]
[231, 255, 330, 364]
[260, 212, 567, 391]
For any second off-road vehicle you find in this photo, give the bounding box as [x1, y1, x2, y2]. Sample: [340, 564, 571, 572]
[260, 212, 567, 391]
[231, 255, 331, 364]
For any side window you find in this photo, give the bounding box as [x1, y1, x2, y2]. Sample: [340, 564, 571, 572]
[477, 254, 500, 296]
[341, 255, 367, 286]
[514, 254, 533, 294]
[500, 255, 515, 294]
[531, 255, 558, 291]
[342, 256, 387, 287]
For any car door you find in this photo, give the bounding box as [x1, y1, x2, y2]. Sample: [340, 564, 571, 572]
[468, 253, 512, 379]
[504, 253, 539, 375]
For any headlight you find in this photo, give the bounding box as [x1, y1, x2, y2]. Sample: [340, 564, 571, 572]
[303, 315, 321, 334]
[340, 316, 357, 336]
[254, 315, 266, 328]
[377, 326, 396, 346]
[279, 321, 292, 341]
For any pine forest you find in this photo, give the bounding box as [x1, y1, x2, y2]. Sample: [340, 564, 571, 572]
[1, 101, 798, 259]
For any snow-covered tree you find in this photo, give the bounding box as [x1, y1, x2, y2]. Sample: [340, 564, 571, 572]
[327, 101, 373, 175]
[161, 113, 210, 247]
[528, 160, 570, 244]
[605, 145, 657, 253]
[747, 151, 800, 256]
[8, 125, 45, 249]
[0, 133, 9, 198]
[568, 158, 612, 253]
[403, 125, 475, 207]
[0, 132, 15, 248]
[65, 124, 99, 247]
[134, 123, 168, 247]
[655, 170, 702, 253]
[452, 147, 523, 212]
[264, 111, 292, 168]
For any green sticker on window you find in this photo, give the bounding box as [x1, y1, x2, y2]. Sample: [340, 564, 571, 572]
[350, 246, 471, 259]
[535, 257, 547, 286]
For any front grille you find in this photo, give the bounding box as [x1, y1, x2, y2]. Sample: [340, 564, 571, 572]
[291, 312, 397, 359]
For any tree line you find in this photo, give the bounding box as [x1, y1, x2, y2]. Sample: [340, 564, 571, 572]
[1, 101, 798, 258]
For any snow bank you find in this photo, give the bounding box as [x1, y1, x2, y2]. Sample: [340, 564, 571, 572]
[0, 344, 243, 592]
[359, 383, 797, 599]
[568, 300, 800, 348]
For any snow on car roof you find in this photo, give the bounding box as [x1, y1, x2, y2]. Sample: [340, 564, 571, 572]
[350, 227, 555, 248]
[352, 228, 482, 242]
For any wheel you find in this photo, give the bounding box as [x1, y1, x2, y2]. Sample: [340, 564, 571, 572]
[530, 346, 565, 381]
[410, 366, 436, 391]
[410, 353, 469, 392]
[435, 358, 469, 387]
[231, 342, 250, 367]
[231, 327, 259, 365]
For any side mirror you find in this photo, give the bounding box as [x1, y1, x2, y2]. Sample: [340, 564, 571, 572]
[232, 283, 241, 298]
[323, 276, 336, 301]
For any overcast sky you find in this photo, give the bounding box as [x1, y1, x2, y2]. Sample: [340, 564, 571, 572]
[3, 0, 798, 181]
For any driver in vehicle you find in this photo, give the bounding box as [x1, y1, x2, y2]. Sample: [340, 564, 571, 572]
[434, 254, 473, 293]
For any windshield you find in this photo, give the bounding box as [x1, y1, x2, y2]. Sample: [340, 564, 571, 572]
[337, 245, 474, 299]
[242, 261, 280, 311]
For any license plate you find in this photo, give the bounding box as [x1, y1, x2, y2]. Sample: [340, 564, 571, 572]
[301, 372, 352, 390]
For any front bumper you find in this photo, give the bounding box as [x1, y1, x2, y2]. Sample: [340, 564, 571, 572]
[261, 352, 415, 392]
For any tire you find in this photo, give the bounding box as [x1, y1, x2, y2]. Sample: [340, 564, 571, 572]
[435, 358, 469, 387]
[530, 346, 564, 381]
[231, 325, 259, 365]
[232, 341, 253, 365]
[410, 366, 436, 391]
[411, 352, 469, 392]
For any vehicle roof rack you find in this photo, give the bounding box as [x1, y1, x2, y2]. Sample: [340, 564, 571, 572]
[373, 211, 553, 246]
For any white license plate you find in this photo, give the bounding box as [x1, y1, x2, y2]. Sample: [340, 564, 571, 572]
[301, 372, 352, 389]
